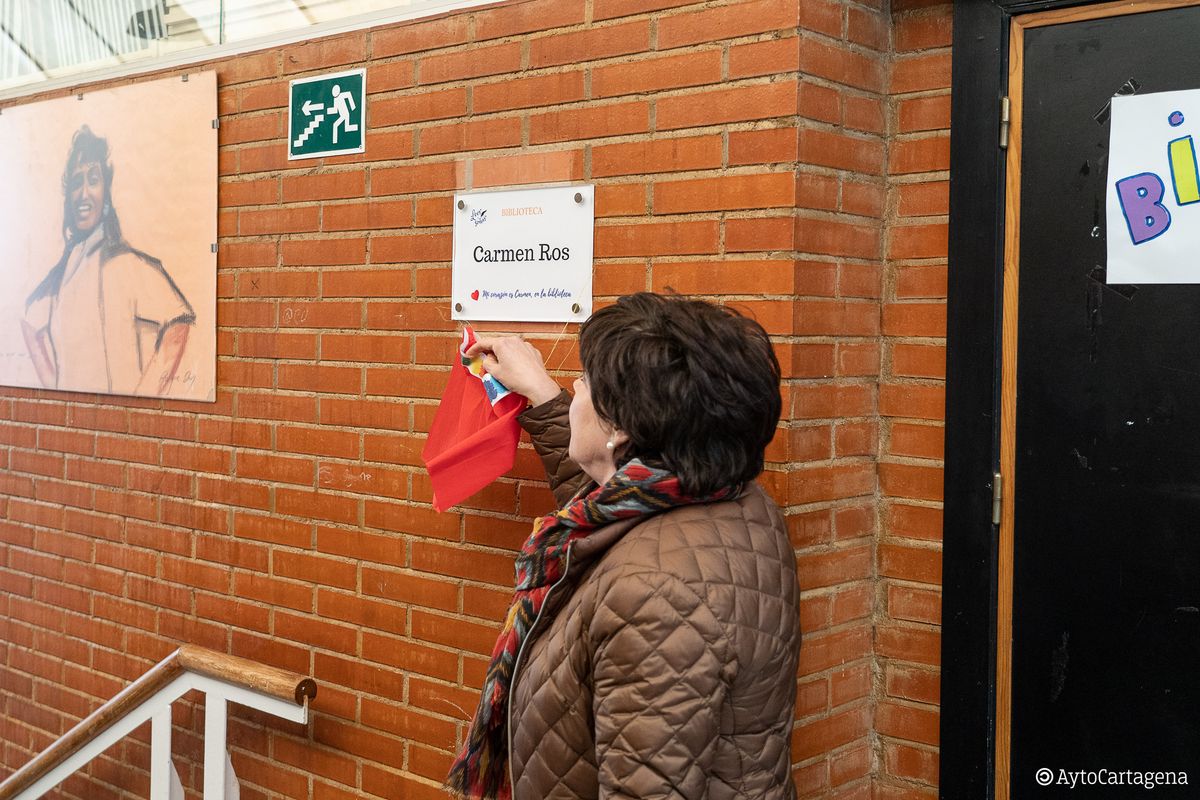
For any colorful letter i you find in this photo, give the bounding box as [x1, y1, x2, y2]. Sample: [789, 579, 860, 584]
[1168, 135, 1200, 205]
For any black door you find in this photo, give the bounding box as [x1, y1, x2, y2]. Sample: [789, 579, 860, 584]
[1011, 6, 1200, 797]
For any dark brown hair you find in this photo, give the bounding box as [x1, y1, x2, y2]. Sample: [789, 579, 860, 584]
[578, 292, 782, 495]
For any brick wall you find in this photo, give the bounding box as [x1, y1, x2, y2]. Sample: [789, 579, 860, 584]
[877, 2, 951, 798]
[0, 0, 956, 798]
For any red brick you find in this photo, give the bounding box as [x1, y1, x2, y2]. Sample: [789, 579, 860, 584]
[895, 7, 953, 51]
[473, 0, 586, 40]
[414, 197, 454, 227]
[593, 0, 695, 19]
[799, 39, 885, 93]
[219, 178, 279, 207]
[529, 20, 649, 67]
[282, 33, 365, 74]
[655, 173, 794, 214]
[794, 300, 878, 337]
[892, 52, 952, 94]
[282, 171, 365, 203]
[793, 705, 871, 762]
[798, 81, 842, 124]
[658, 0, 799, 48]
[881, 384, 945, 426]
[729, 128, 798, 166]
[595, 183, 648, 217]
[846, 95, 886, 135]
[886, 664, 941, 704]
[888, 585, 942, 625]
[372, 161, 463, 195]
[371, 232, 450, 264]
[593, 135, 722, 177]
[593, 51, 722, 98]
[239, 206, 319, 235]
[789, 463, 875, 504]
[237, 270, 318, 298]
[891, 344, 946, 380]
[886, 503, 943, 542]
[658, 82, 798, 129]
[652, 259, 793, 295]
[473, 150, 584, 188]
[371, 88, 467, 126]
[215, 51, 278, 85]
[843, 180, 886, 217]
[281, 237, 368, 267]
[372, 15, 470, 57]
[890, 135, 951, 174]
[896, 180, 949, 217]
[595, 220, 719, 257]
[219, 112, 281, 145]
[799, 128, 884, 173]
[799, 546, 871, 590]
[889, 421, 944, 461]
[879, 462, 943, 502]
[848, 6, 888, 50]
[898, 95, 951, 133]
[726, 217, 795, 252]
[730, 38, 800, 79]
[799, 0, 845, 37]
[411, 610, 498, 654]
[420, 121, 516, 162]
[885, 741, 939, 785]
[795, 217, 881, 259]
[420, 41, 521, 84]
[882, 303, 946, 337]
[323, 268, 412, 297]
[530, 101, 649, 143]
[367, 59, 416, 93]
[877, 626, 942, 671]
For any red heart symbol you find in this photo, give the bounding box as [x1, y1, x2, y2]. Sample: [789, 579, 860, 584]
[470, 289, 480, 301]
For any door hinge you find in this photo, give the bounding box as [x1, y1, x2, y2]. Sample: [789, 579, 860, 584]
[991, 472, 1003, 525]
[999, 96, 1011, 150]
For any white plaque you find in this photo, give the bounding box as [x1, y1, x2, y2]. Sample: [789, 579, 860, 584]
[452, 184, 594, 322]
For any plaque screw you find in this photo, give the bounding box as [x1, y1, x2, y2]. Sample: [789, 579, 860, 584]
[455, 302, 463, 312]
[457, 200, 465, 210]
[574, 192, 583, 204]
[571, 303, 581, 314]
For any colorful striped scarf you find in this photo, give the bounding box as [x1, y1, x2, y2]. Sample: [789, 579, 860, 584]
[445, 459, 732, 799]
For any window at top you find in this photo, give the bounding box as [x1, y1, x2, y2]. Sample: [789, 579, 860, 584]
[0, 0, 477, 97]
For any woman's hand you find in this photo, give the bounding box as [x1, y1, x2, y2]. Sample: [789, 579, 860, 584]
[465, 336, 561, 406]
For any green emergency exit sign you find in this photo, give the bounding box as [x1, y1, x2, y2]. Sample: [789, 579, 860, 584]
[288, 68, 365, 160]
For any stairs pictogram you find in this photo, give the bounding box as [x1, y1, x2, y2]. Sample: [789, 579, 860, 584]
[293, 114, 325, 148]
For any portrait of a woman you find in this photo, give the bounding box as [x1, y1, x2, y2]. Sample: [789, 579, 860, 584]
[21, 125, 194, 397]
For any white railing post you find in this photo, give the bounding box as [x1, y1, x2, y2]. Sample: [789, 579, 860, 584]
[202, 696, 228, 800]
[149, 706, 173, 800]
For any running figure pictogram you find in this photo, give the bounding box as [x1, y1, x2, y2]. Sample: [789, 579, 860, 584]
[328, 84, 358, 145]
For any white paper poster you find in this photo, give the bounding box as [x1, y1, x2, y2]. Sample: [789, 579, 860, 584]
[1107, 89, 1200, 283]
[451, 185, 594, 322]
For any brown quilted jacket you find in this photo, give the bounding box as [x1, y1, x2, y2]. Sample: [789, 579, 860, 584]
[509, 391, 801, 800]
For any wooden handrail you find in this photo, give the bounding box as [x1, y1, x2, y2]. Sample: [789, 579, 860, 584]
[0, 645, 316, 800]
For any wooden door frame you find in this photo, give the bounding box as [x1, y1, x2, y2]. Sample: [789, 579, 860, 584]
[943, 2, 1197, 798]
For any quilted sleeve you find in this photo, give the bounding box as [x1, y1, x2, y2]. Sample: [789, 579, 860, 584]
[518, 388, 591, 506]
[591, 570, 732, 800]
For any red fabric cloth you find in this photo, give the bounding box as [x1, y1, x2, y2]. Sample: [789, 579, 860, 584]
[422, 334, 524, 512]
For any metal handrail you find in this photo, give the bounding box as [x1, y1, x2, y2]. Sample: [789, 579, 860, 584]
[0, 644, 316, 800]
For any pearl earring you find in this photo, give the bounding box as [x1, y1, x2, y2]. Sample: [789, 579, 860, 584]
[605, 440, 615, 450]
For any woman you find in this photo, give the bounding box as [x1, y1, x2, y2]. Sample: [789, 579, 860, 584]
[448, 293, 801, 800]
[22, 125, 194, 396]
